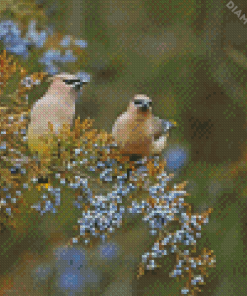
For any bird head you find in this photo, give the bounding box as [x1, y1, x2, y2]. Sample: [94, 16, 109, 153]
[47, 72, 89, 92]
[131, 94, 152, 114]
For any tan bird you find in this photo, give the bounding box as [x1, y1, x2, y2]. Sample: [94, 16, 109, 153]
[27, 72, 88, 158]
[112, 94, 176, 158]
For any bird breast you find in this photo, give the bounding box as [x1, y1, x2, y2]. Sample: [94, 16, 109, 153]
[30, 96, 75, 134]
[112, 112, 154, 156]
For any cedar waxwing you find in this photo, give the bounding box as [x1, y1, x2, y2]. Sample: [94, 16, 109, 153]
[112, 94, 176, 158]
[27, 72, 88, 157]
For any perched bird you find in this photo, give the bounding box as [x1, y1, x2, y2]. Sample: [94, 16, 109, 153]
[112, 94, 176, 159]
[27, 72, 89, 158]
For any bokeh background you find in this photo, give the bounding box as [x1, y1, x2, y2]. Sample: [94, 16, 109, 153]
[0, 0, 247, 295]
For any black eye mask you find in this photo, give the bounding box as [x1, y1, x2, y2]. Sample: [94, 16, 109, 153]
[63, 79, 88, 91]
[134, 100, 152, 106]
[63, 79, 81, 85]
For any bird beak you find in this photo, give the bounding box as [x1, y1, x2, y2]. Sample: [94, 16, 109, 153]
[141, 104, 149, 112]
[77, 81, 88, 92]
[81, 81, 89, 86]
[134, 99, 152, 112]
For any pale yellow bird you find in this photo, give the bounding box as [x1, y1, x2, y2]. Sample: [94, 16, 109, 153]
[112, 94, 176, 158]
[27, 73, 88, 158]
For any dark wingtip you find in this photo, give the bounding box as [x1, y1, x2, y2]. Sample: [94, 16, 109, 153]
[162, 120, 177, 132]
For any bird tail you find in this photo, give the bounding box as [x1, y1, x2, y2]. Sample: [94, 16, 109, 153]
[162, 120, 177, 132]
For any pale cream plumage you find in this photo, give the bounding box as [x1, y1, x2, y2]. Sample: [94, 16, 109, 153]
[27, 73, 88, 157]
[112, 94, 176, 157]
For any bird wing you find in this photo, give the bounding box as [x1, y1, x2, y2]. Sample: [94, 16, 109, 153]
[112, 111, 129, 137]
[152, 116, 175, 138]
[152, 116, 164, 139]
